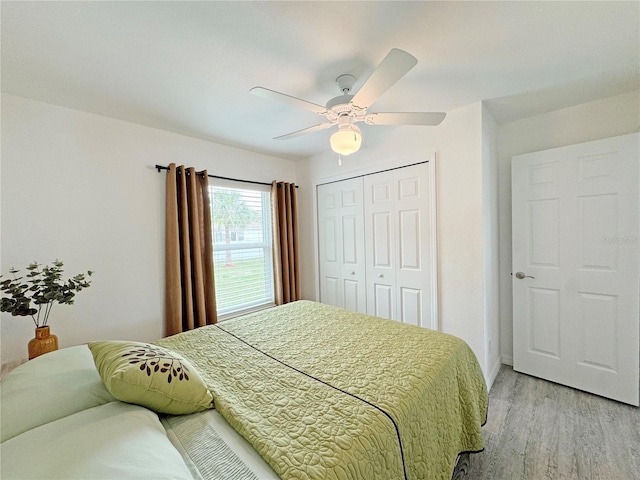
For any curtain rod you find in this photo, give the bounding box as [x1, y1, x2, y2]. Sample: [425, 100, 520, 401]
[154, 164, 297, 188]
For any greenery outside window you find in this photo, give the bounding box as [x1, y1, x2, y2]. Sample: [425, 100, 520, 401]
[209, 183, 274, 318]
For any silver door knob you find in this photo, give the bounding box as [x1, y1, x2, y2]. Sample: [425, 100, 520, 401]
[350, 271, 355, 275]
[515, 271, 535, 279]
[378, 274, 384, 278]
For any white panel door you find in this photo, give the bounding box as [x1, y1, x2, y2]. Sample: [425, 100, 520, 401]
[364, 174, 397, 319]
[364, 163, 432, 327]
[317, 184, 342, 308]
[512, 133, 639, 406]
[317, 178, 366, 313]
[395, 165, 432, 328]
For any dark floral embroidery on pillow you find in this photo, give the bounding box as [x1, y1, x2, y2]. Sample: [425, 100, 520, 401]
[122, 344, 190, 383]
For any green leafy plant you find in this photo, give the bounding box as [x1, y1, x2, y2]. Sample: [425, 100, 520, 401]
[0, 260, 93, 327]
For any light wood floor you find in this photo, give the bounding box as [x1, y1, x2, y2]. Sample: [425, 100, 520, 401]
[467, 366, 640, 480]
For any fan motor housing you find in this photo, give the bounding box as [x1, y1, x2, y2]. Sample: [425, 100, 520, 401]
[326, 94, 353, 110]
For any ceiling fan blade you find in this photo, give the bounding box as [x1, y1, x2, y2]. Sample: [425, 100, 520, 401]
[274, 122, 334, 140]
[250, 87, 327, 115]
[350, 49, 418, 110]
[364, 112, 446, 126]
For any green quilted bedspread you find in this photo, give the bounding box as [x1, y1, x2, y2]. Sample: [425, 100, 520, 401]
[156, 301, 487, 480]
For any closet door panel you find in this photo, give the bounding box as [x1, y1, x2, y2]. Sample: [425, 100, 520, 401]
[324, 276, 340, 308]
[398, 209, 420, 269]
[342, 213, 366, 312]
[317, 178, 366, 312]
[318, 185, 343, 308]
[373, 284, 394, 320]
[322, 217, 338, 263]
[395, 165, 432, 329]
[342, 215, 360, 266]
[343, 279, 361, 312]
[365, 174, 397, 320]
[372, 213, 393, 268]
[400, 287, 422, 326]
[339, 179, 366, 313]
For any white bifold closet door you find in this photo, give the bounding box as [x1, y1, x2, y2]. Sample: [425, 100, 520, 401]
[317, 162, 434, 328]
[364, 164, 432, 327]
[317, 177, 367, 313]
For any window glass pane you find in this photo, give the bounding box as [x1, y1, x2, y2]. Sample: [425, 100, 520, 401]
[209, 186, 274, 316]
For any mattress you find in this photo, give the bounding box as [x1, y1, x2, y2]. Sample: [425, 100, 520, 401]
[162, 409, 279, 480]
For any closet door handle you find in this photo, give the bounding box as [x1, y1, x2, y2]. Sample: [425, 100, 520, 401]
[378, 274, 384, 278]
[350, 271, 355, 275]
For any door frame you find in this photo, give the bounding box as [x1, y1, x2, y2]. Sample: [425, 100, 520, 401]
[312, 153, 440, 330]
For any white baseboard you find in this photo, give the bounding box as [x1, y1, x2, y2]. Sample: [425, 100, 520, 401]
[501, 354, 513, 366]
[486, 356, 503, 391]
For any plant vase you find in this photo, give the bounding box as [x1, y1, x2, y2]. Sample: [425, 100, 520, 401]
[28, 326, 58, 359]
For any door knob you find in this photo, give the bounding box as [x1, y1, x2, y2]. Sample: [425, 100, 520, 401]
[350, 271, 355, 275]
[378, 274, 384, 278]
[515, 271, 535, 279]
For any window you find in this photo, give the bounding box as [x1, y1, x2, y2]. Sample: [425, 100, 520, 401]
[209, 184, 274, 318]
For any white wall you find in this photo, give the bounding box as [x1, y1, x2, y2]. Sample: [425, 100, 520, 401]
[6, 90, 635, 377]
[497, 90, 640, 364]
[296, 102, 493, 378]
[482, 104, 501, 384]
[1, 94, 295, 364]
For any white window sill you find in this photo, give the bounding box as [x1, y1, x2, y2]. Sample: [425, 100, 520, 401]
[218, 302, 276, 322]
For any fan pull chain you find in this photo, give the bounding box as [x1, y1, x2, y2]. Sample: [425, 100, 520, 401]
[338, 154, 342, 167]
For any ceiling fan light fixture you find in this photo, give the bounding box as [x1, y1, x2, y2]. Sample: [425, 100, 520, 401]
[330, 124, 362, 156]
[251, 49, 443, 154]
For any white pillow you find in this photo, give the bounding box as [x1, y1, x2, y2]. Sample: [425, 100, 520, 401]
[0, 402, 193, 480]
[0, 345, 116, 442]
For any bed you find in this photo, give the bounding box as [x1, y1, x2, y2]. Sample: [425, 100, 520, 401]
[1, 300, 487, 480]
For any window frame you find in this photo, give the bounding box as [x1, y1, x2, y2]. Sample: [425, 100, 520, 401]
[208, 179, 275, 320]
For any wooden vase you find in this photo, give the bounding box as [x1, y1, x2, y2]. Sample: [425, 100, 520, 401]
[28, 326, 58, 360]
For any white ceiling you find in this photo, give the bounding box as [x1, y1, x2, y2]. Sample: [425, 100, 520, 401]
[2, 1, 638, 160]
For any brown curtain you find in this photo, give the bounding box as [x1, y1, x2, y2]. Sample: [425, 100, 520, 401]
[271, 181, 300, 305]
[165, 163, 217, 336]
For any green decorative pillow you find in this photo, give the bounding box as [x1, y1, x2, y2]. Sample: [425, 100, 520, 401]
[88, 341, 213, 415]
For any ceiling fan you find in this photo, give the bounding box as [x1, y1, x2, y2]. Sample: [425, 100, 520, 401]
[250, 48, 445, 157]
